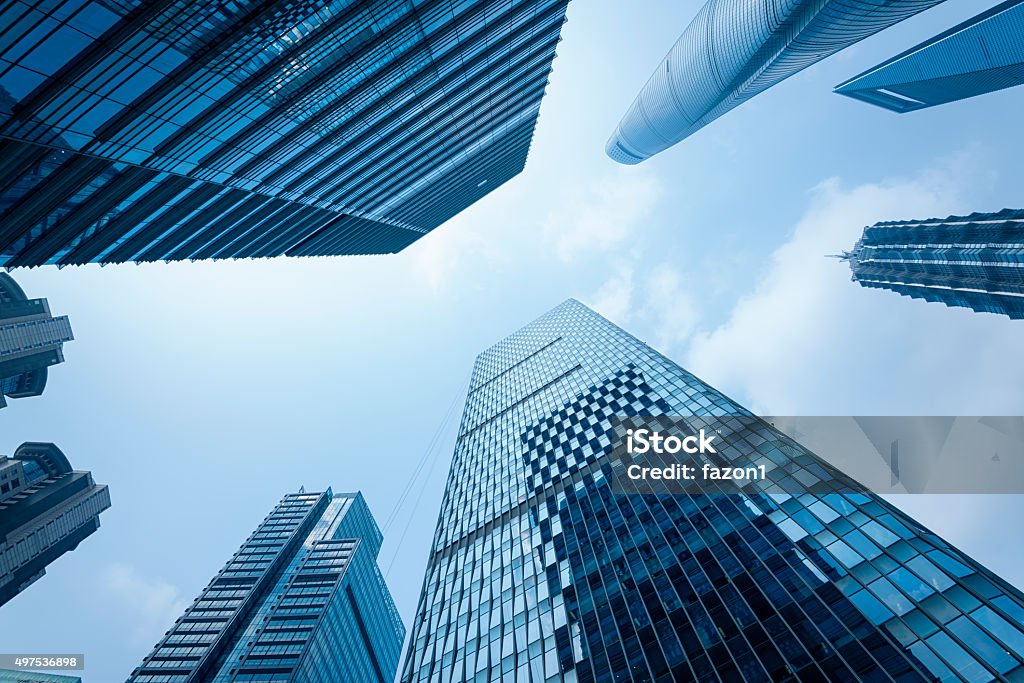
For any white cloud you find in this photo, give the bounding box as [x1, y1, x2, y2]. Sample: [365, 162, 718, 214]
[407, 212, 501, 294]
[588, 263, 699, 356]
[589, 265, 634, 324]
[407, 164, 665, 293]
[643, 264, 698, 351]
[545, 166, 663, 262]
[103, 563, 190, 645]
[409, 223, 471, 294]
[406, 177, 529, 294]
[685, 154, 1024, 415]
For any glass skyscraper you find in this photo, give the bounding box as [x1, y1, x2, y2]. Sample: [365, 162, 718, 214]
[0, 672, 81, 683]
[0, 273, 73, 409]
[0, 0, 569, 267]
[835, 0, 1024, 112]
[606, 0, 946, 164]
[0, 442, 110, 608]
[841, 209, 1024, 319]
[401, 299, 1024, 682]
[127, 489, 404, 683]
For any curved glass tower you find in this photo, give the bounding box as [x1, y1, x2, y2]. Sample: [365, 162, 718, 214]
[606, 0, 947, 164]
[402, 299, 1024, 682]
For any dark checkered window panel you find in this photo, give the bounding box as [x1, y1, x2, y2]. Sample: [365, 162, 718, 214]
[403, 300, 1024, 683]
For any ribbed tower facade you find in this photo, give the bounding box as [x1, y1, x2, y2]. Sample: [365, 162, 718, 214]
[606, 0, 945, 164]
[0, 0, 569, 267]
[127, 490, 404, 683]
[402, 299, 1024, 682]
[0, 442, 110, 607]
[843, 209, 1024, 318]
[836, 0, 1024, 112]
[0, 273, 73, 408]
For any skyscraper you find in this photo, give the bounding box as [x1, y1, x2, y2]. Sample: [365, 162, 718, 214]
[835, 0, 1024, 112]
[0, 0, 569, 267]
[401, 299, 1024, 682]
[0, 273, 73, 409]
[127, 490, 404, 683]
[606, 0, 946, 164]
[841, 208, 1024, 319]
[0, 442, 110, 607]
[0, 671, 81, 683]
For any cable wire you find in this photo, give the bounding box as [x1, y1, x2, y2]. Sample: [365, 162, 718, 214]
[383, 373, 469, 578]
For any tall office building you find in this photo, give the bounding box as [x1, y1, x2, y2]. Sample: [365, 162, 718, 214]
[0, 442, 110, 607]
[0, 672, 81, 683]
[0, 0, 569, 267]
[606, 0, 945, 164]
[402, 299, 1024, 682]
[0, 273, 73, 409]
[842, 208, 1024, 319]
[127, 490, 404, 683]
[836, 0, 1024, 112]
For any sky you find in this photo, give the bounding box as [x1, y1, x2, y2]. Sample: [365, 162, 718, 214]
[2, 0, 1024, 681]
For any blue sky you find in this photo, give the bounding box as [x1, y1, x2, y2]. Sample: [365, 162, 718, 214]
[2, 0, 1024, 681]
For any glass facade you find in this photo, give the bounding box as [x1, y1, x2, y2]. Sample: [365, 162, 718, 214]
[842, 209, 1024, 319]
[0, 671, 82, 683]
[126, 490, 404, 683]
[605, 0, 945, 165]
[835, 0, 1024, 112]
[0, 273, 73, 409]
[0, 0, 569, 267]
[401, 299, 1024, 682]
[0, 442, 110, 608]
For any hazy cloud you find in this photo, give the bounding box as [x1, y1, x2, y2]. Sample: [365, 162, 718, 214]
[409, 212, 505, 294]
[104, 564, 190, 645]
[589, 263, 698, 356]
[589, 265, 635, 324]
[643, 264, 699, 352]
[545, 167, 663, 262]
[685, 153, 1024, 415]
